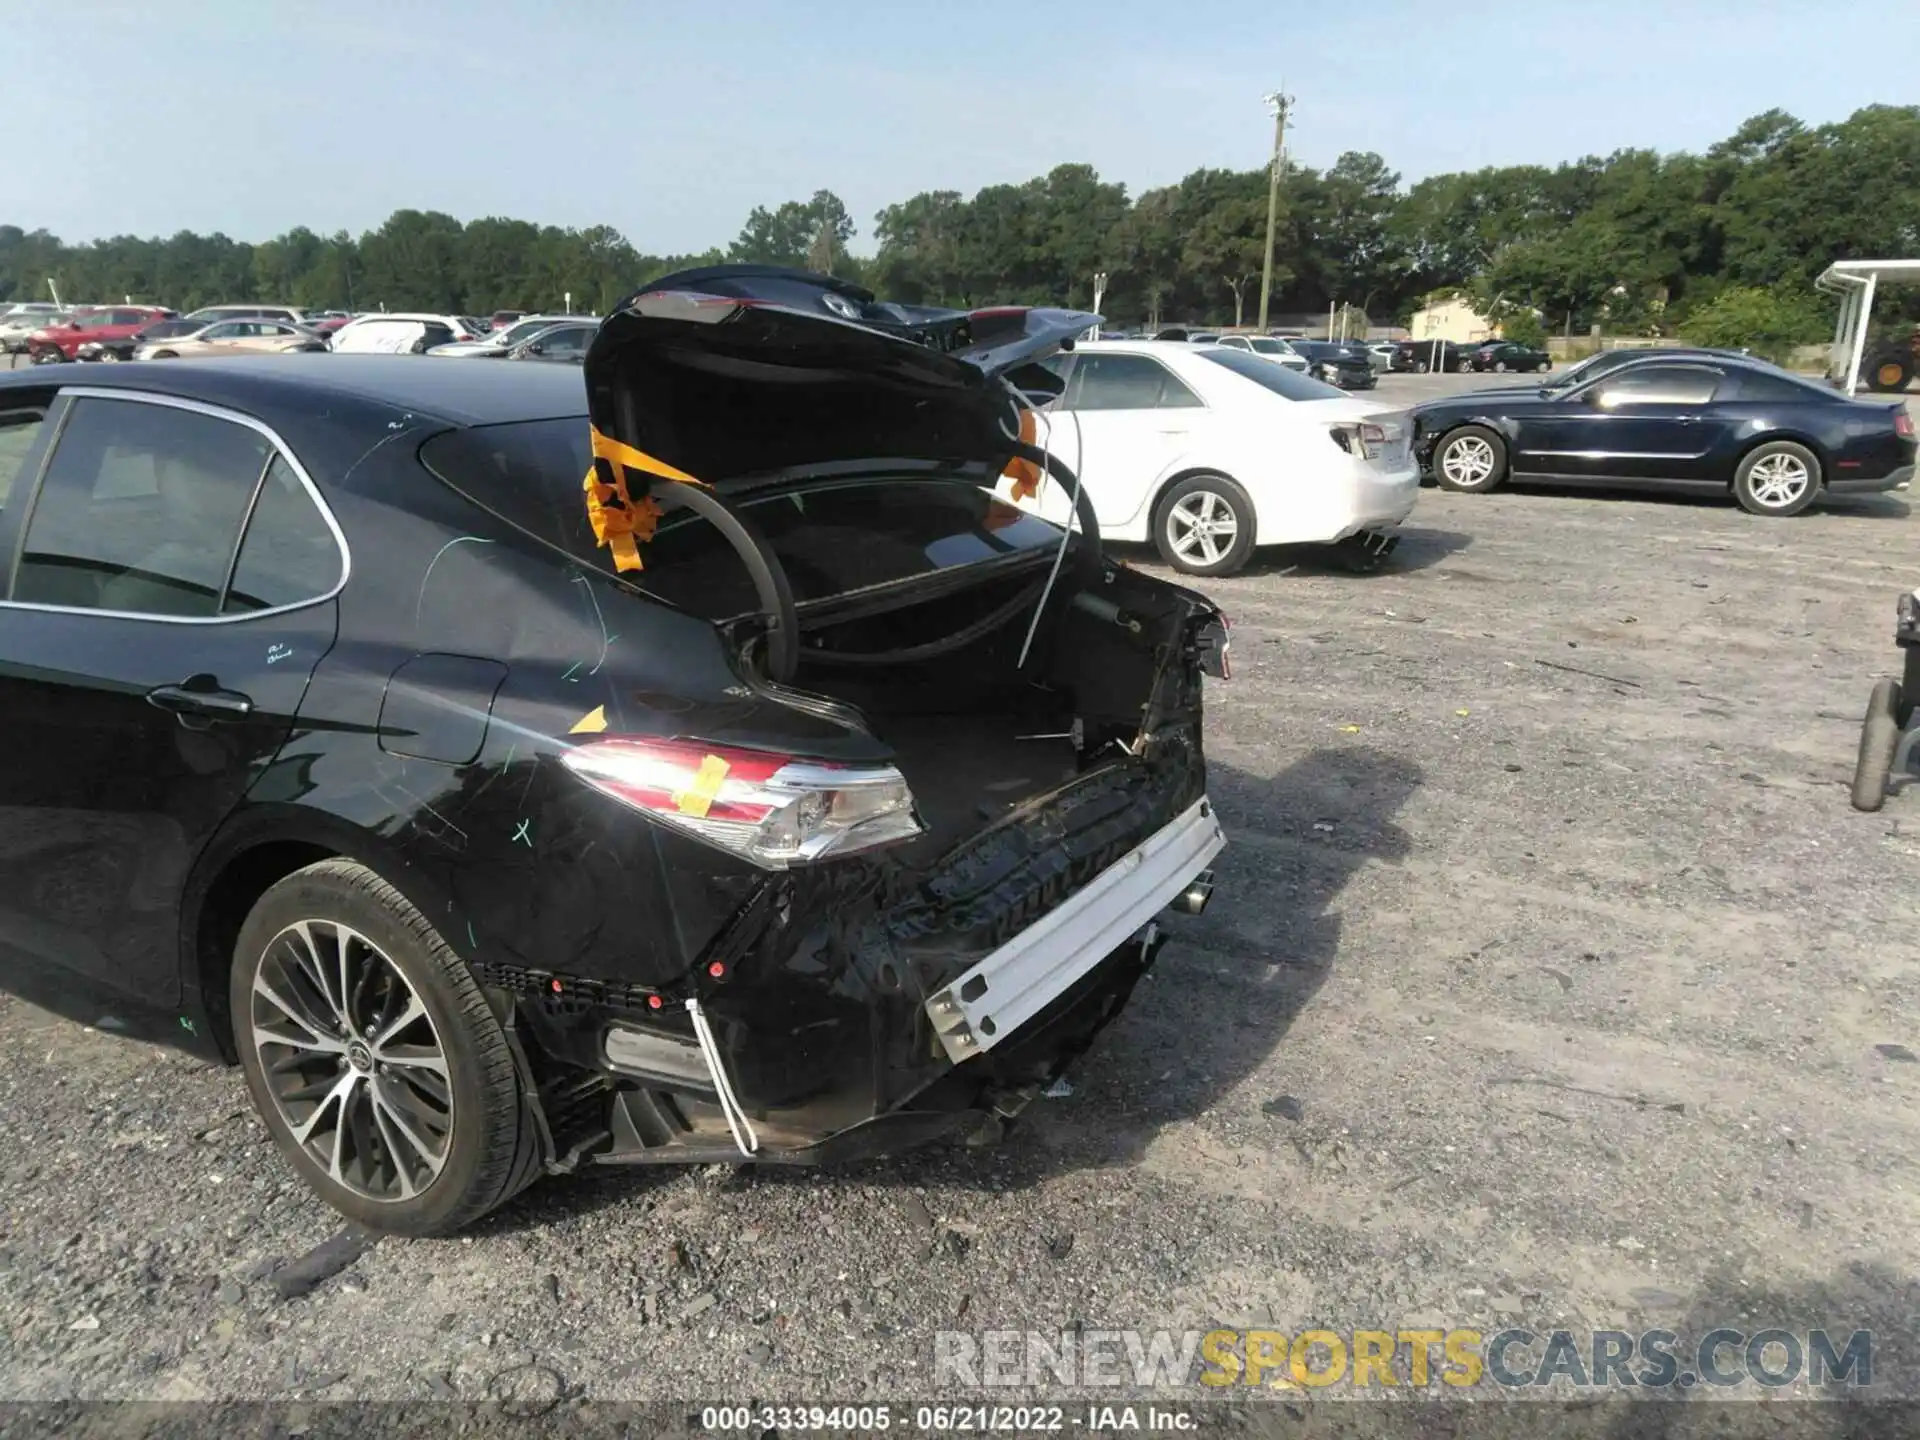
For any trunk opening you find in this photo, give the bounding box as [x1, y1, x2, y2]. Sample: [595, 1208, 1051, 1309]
[783, 560, 1199, 856]
[632, 474, 1216, 860]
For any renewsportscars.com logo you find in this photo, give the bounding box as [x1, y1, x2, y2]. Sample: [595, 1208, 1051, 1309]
[933, 1327, 1873, 1392]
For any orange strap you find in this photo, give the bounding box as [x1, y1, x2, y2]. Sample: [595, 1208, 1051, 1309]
[1003, 408, 1043, 503]
[581, 425, 709, 573]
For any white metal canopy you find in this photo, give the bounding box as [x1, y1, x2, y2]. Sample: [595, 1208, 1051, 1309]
[1815, 258, 1920, 391]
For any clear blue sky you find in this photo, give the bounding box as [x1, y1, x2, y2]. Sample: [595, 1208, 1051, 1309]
[12, 0, 1915, 255]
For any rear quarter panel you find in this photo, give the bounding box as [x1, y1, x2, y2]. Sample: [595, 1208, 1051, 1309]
[235, 427, 896, 1004]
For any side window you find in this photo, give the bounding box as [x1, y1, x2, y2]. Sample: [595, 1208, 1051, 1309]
[0, 408, 47, 512]
[1730, 371, 1817, 403]
[13, 397, 269, 617]
[201, 322, 239, 340]
[1592, 365, 1722, 407]
[1068, 354, 1204, 411]
[225, 456, 342, 613]
[542, 327, 590, 356]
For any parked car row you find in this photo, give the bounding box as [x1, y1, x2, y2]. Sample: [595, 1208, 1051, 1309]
[1387, 338, 1552, 374]
[2, 300, 598, 367]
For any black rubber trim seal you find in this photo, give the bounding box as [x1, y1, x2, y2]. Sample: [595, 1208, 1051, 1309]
[653, 483, 801, 683]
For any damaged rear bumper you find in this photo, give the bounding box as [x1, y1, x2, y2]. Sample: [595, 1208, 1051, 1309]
[924, 797, 1224, 1063]
[504, 759, 1224, 1169]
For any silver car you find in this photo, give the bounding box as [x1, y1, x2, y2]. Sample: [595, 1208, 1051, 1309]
[0, 309, 66, 354]
[427, 314, 598, 357]
[1214, 333, 1309, 373]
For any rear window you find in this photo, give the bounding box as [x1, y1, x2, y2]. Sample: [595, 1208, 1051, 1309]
[421, 420, 1066, 619]
[1198, 346, 1346, 400]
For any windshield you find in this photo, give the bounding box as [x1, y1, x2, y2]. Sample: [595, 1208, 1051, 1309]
[1199, 346, 1347, 400]
[1545, 353, 1614, 389]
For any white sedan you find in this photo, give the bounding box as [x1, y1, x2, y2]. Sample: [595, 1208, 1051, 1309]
[1006, 341, 1417, 576]
[328, 312, 483, 354]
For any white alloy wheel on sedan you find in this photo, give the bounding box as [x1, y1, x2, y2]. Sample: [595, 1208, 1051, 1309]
[1154, 475, 1255, 575]
[1733, 440, 1821, 517]
[1433, 426, 1507, 493]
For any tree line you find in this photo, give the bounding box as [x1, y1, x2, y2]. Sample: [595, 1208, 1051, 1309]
[5, 105, 1917, 348]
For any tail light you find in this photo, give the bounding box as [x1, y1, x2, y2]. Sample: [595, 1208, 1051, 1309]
[1328, 421, 1387, 459]
[1895, 411, 1914, 440]
[562, 736, 922, 868]
[1194, 616, 1231, 680]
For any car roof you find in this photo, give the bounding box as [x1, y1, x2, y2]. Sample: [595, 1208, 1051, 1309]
[339, 312, 468, 325]
[0, 353, 588, 427]
[1074, 339, 1211, 355]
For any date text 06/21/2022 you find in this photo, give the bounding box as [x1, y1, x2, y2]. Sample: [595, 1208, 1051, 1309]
[699, 1404, 1197, 1431]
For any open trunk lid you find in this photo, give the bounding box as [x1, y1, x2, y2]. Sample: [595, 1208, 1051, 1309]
[583, 264, 1097, 507]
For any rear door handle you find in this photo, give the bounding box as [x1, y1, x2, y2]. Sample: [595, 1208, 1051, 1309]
[147, 680, 254, 723]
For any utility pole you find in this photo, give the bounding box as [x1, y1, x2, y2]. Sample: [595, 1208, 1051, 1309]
[1257, 89, 1292, 332]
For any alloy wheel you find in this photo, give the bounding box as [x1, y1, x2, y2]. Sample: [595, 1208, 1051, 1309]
[1168, 490, 1239, 567]
[1746, 452, 1810, 509]
[1442, 436, 1496, 487]
[249, 919, 452, 1202]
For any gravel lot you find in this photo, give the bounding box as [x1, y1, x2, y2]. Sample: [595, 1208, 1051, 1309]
[2, 362, 1920, 1427]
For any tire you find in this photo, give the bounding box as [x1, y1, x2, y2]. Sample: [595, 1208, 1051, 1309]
[150, 350, 177, 360]
[97, 350, 121, 363]
[1852, 678, 1903, 812]
[1414, 360, 1429, 374]
[1494, 361, 1508, 373]
[31, 348, 63, 365]
[232, 859, 532, 1236]
[1152, 473, 1257, 576]
[1453, 358, 1472, 373]
[1867, 353, 1913, 394]
[1732, 440, 1821, 517]
[1432, 424, 1508, 493]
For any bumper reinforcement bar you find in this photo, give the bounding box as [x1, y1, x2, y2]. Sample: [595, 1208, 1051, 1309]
[924, 796, 1226, 1064]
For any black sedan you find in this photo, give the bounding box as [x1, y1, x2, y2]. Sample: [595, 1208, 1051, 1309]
[1469, 340, 1551, 374]
[1391, 339, 1477, 373]
[1412, 353, 1916, 516]
[0, 266, 1226, 1234]
[1290, 340, 1377, 389]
